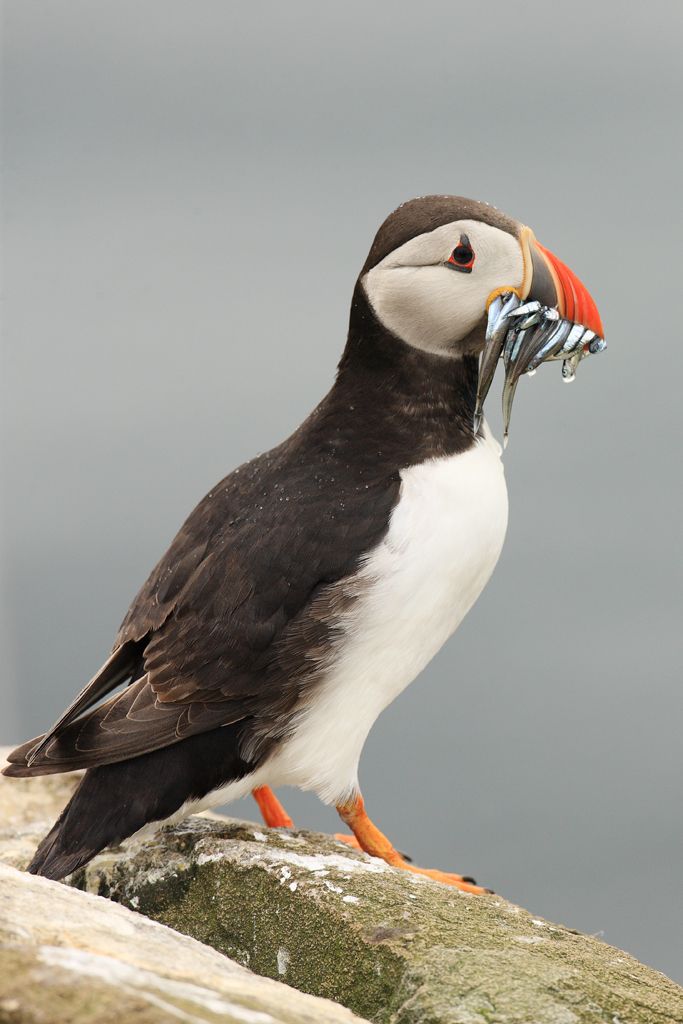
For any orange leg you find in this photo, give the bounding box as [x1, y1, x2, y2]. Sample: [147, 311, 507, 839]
[250, 787, 359, 848]
[336, 793, 490, 895]
[252, 786, 294, 829]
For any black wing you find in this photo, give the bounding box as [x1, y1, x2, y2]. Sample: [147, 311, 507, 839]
[5, 412, 401, 777]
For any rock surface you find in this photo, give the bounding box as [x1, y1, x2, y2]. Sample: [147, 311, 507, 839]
[0, 862, 366, 1024]
[0, 755, 365, 1024]
[2, 750, 682, 1024]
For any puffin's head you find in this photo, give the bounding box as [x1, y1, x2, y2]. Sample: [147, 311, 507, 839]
[360, 195, 604, 437]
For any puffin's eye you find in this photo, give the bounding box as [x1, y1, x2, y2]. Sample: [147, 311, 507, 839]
[446, 234, 475, 273]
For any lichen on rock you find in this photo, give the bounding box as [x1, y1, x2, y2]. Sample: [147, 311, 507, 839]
[76, 817, 683, 1024]
[2, 750, 682, 1024]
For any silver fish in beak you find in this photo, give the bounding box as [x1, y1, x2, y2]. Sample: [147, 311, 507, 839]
[475, 229, 606, 442]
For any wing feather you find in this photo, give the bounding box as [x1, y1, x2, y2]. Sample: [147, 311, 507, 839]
[5, 417, 402, 778]
[20, 640, 146, 767]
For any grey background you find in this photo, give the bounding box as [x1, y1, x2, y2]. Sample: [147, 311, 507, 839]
[2, 0, 681, 983]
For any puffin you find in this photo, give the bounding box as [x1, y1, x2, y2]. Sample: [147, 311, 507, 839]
[4, 195, 604, 893]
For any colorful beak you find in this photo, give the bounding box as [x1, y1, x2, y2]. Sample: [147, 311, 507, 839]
[476, 228, 606, 441]
[528, 238, 604, 339]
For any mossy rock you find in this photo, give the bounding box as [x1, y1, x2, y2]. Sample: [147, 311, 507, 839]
[76, 817, 683, 1024]
[2, 751, 682, 1023]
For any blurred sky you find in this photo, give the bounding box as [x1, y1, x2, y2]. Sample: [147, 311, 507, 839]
[2, 0, 682, 983]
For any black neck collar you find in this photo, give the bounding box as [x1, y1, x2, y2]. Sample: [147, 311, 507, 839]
[330, 282, 479, 465]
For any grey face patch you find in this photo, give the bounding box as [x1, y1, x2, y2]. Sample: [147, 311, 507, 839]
[361, 219, 525, 357]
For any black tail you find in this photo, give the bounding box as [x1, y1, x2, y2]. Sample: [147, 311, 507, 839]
[28, 723, 254, 880]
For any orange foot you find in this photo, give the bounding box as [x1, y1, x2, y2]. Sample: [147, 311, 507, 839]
[252, 788, 489, 894]
[334, 832, 414, 863]
[403, 867, 488, 894]
[336, 794, 491, 895]
[334, 832, 362, 850]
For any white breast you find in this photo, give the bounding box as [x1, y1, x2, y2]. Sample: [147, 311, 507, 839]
[266, 424, 509, 804]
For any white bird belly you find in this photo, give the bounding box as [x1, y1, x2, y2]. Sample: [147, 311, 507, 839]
[266, 424, 509, 804]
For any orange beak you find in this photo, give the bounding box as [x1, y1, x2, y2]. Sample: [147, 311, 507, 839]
[532, 241, 604, 340]
[521, 227, 604, 342]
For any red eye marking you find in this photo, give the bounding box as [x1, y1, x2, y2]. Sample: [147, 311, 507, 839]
[446, 233, 475, 273]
